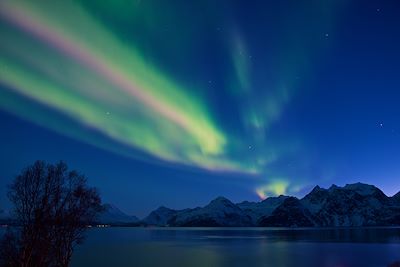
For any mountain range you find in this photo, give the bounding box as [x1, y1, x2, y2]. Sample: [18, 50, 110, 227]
[2, 183, 400, 227]
[141, 183, 400, 227]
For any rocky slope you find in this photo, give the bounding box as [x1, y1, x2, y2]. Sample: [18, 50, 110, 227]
[237, 195, 289, 224]
[392, 191, 400, 203]
[142, 206, 179, 226]
[300, 183, 398, 226]
[258, 197, 314, 227]
[142, 183, 400, 227]
[169, 197, 252, 227]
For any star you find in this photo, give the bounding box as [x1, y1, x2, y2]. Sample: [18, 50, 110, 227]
[379, 123, 383, 127]
[106, 112, 110, 115]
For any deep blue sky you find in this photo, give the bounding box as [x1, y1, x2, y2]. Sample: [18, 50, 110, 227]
[1, 0, 400, 218]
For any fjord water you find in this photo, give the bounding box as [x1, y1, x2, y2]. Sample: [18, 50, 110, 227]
[71, 227, 400, 267]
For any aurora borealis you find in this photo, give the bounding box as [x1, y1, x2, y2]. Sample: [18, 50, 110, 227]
[1, 0, 400, 216]
[0, 0, 234, 171]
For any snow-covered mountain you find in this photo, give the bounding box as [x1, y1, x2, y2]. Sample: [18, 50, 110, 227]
[169, 197, 252, 227]
[237, 195, 289, 224]
[97, 204, 139, 224]
[258, 197, 315, 227]
[261, 182, 399, 227]
[142, 182, 400, 227]
[299, 183, 395, 226]
[142, 206, 179, 226]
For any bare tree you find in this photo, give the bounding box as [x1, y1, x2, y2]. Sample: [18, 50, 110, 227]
[0, 161, 103, 267]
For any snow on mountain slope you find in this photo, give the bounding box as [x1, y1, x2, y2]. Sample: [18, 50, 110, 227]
[170, 197, 252, 226]
[343, 182, 386, 197]
[301, 185, 329, 213]
[142, 206, 179, 226]
[257, 183, 397, 227]
[301, 183, 391, 226]
[237, 195, 289, 223]
[141, 183, 400, 227]
[258, 197, 315, 227]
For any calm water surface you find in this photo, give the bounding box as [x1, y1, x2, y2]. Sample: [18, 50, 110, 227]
[71, 227, 400, 267]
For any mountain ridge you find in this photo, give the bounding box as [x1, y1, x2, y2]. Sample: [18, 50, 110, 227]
[4, 183, 398, 227]
[141, 183, 400, 227]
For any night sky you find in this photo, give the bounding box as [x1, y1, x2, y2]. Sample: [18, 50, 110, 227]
[1, 0, 400, 218]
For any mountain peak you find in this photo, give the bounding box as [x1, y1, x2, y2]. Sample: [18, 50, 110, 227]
[310, 185, 327, 193]
[155, 206, 174, 212]
[213, 196, 230, 202]
[328, 184, 339, 191]
[143, 206, 177, 226]
[139, 182, 399, 227]
[261, 195, 289, 203]
[207, 196, 235, 208]
[343, 182, 381, 196]
[102, 203, 126, 214]
[302, 185, 328, 202]
[98, 203, 138, 224]
[344, 182, 371, 187]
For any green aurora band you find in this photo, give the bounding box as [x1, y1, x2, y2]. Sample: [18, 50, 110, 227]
[0, 0, 253, 172]
[0, 0, 343, 198]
